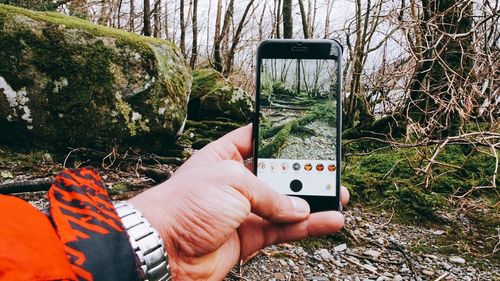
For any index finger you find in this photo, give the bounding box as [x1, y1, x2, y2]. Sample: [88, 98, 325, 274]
[175, 124, 253, 175]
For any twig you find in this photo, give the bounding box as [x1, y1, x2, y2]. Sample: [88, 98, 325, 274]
[433, 272, 449, 281]
[138, 166, 171, 183]
[341, 227, 361, 244]
[342, 255, 382, 276]
[344, 252, 403, 265]
[379, 207, 396, 228]
[388, 240, 418, 278]
[423, 138, 450, 188]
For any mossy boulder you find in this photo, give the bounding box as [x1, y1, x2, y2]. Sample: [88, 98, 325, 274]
[0, 4, 191, 149]
[188, 68, 253, 122]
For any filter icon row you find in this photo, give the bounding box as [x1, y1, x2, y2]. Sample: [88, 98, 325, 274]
[258, 162, 336, 172]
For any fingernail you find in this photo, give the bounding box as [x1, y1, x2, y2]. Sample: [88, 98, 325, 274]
[291, 196, 310, 214]
[332, 211, 345, 226]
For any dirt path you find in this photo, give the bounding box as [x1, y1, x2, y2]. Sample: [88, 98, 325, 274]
[260, 103, 336, 160]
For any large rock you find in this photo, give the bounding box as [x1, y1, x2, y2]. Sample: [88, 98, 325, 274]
[188, 68, 253, 122]
[0, 4, 191, 149]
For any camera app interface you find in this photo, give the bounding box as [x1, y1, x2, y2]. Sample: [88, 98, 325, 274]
[258, 58, 338, 196]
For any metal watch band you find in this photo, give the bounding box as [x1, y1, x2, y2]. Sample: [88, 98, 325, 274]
[114, 201, 172, 281]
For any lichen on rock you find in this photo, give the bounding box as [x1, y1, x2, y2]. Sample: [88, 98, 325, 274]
[0, 4, 191, 149]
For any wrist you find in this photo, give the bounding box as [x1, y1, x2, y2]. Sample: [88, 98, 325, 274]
[115, 201, 173, 280]
[127, 186, 182, 280]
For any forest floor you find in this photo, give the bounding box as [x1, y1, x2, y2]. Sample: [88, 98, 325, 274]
[2, 145, 498, 281]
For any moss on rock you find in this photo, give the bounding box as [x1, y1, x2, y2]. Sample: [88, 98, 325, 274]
[188, 68, 253, 122]
[0, 4, 191, 149]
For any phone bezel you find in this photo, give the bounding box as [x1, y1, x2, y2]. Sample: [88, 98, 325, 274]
[252, 39, 343, 212]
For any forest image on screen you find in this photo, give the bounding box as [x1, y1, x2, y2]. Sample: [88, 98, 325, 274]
[257, 58, 338, 196]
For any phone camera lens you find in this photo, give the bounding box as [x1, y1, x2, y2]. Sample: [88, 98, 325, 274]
[290, 179, 302, 192]
[292, 163, 300, 171]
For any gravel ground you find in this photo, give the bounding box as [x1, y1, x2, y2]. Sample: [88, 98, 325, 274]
[224, 207, 499, 281]
[278, 120, 337, 160]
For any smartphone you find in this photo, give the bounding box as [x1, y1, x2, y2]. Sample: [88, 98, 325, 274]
[253, 39, 342, 212]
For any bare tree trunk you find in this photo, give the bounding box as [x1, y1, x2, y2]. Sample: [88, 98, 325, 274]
[224, 0, 255, 75]
[143, 0, 151, 36]
[407, 0, 473, 137]
[258, 2, 266, 41]
[69, 0, 89, 19]
[213, 0, 234, 73]
[324, 0, 332, 38]
[179, 0, 186, 56]
[345, 0, 383, 128]
[310, 0, 317, 36]
[117, 0, 123, 28]
[298, 0, 309, 38]
[153, 0, 161, 37]
[282, 0, 293, 38]
[190, 0, 198, 68]
[164, 0, 169, 39]
[99, 0, 111, 25]
[205, 0, 211, 55]
[128, 0, 134, 31]
[275, 0, 282, 38]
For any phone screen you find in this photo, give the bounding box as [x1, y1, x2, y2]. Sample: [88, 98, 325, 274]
[256, 57, 339, 197]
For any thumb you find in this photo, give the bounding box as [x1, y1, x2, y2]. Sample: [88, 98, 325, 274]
[222, 160, 310, 223]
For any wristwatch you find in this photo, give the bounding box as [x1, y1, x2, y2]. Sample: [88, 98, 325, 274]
[114, 201, 172, 281]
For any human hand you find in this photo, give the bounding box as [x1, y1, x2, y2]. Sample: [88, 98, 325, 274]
[128, 124, 349, 280]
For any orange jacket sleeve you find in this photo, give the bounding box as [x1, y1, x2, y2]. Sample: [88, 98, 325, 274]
[0, 167, 140, 281]
[0, 195, 77, 281]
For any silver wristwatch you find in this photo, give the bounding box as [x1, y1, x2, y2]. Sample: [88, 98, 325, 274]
[114, 201, 172, 281]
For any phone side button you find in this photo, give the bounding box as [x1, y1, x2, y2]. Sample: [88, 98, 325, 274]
[290, 179, 303, 192]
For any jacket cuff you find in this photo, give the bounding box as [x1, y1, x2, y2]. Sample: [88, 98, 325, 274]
[48, 167, 141, 281]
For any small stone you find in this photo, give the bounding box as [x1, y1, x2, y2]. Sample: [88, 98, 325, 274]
[317, 249, 333, 260]
[442, 262, 452, 270]
[333, 260, 344, 267]
[43, 152, 53, 163]
[334, 269, 341, 275]
[423, 254, 438, 260]
[318, 263, 325, 270]
[274, 272, 286, 280]
[279, 259, 288, 266]
[363, 249, 381, 258]
[308, 277, 328, 281]
[432, 230, 445, 235]
[449, 256, 465, 264]
[393, 275, 403, 281]
[422, 270, 434, 276]
[383, 272, 393, 277]
[334, 243, 347, 252]
[0, 171, 13, 179]
[399, 267, 410, 274]
[466, 266, 476, 273]
[355, 216, 362, 221]
[376, 277, 385, 281]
